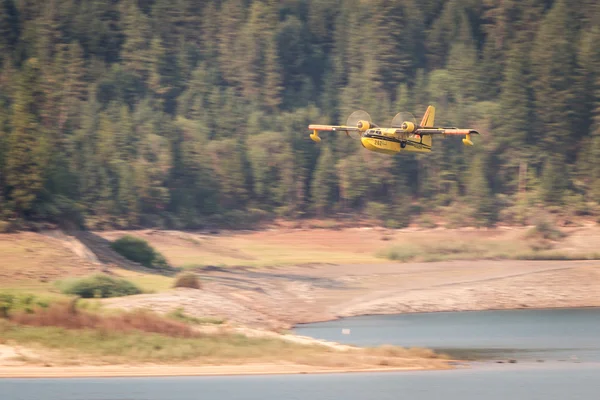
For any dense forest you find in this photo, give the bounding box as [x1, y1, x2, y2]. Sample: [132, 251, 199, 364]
[0, 0, 599, 230]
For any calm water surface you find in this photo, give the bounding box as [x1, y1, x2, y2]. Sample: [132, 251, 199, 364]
[2, 308, 600, 400]
[294, 307, 600, 362]
[2, 365, 600, 400]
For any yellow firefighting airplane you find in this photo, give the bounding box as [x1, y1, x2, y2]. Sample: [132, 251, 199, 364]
[308, 105, 479, 154]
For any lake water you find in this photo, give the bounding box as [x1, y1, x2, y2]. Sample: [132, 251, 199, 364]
[294, 307, 600, 362]
[2, 308, 600, 400]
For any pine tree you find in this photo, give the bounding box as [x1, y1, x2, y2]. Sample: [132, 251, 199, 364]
[200, 2, 220, 60]
[425, 0, 464, 69]
[120, 0, 153, 81]
[206, 138, 249, 210]
[576, 21, 600, 137]
[498, 39, 534, 155]
[116, 162, 138, 225]
[0, 96, 8, 216]
[0, 0, 20, 63]
[540, 154, 568, 206]
[531, 0, 579, 157]
[262, 36, 283, 113]
[588, 76, 600, 202]
[311, 146, 337, 216]
[276, 15, 309, 107]
[394, 84, 411, 114]
[336, 153, 369, 209]
[368, 0, 424, 96]
[36, 0, 62, 65]
[467, 154, 498, 226]
[148, 35, 181, 113]
[218, 0, 245, 86]
[5, 58, 48, 215]
[150, 0, 185, 49]
[446, 12, 480, 101]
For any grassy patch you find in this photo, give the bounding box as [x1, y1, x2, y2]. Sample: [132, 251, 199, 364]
[377, 239, 600, 262]
[167, 307, 225, 325]
[0, 320, 315, 363]
[0, 299, 448, 368]
[111, 270, 174, 293]
[377, 240, 520, 262]
[0, 320, 447, 367]
[8, 301, 198, 338]
[515, 251, 600, 261]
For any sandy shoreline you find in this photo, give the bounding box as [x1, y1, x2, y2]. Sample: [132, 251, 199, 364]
[0, 363, 450, 379]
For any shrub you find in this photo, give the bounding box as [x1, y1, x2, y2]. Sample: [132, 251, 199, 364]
[0, 292, 51, 318]
[418, 215, 437, 229]
[58, 274, 142, 298]
[0, 293, 14, 318]
[526, 218, 566, 241]
[376, 246, 419, 262]
[167, 307, 224, 325]
[366, 201, 387, 222]
[173, 272, 201, 289]
[110, 235, 169, 269]
[0, 221, 11, 233]
[10, 302, 198, 338]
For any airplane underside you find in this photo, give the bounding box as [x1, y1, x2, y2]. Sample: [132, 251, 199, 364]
[360, 134, 432, 154]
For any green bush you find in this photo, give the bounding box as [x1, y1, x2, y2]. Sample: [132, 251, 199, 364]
[376, 246, 420, 262]
[526, 218, 566, 241]
[173, 272, 201, 289]
[167, 307, 224, 325]
[0, 293, 14, 318]
[0, 292, 50, 318]
[366, 201, 387, 222]
[418, 215, 438, 229]
[58, 274, 142, 298]
[0, 221, 11, 233]
[384, 219, 403, 229]
[110, 235, 169, 269]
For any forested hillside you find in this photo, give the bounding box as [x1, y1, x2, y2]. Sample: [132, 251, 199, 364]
[0, 0, 599, 230]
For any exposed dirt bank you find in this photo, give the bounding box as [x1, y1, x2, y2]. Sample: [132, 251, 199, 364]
[104, 260, 600, 329]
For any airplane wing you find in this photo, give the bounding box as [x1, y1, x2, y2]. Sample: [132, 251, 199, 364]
[410, 128, 480, 146]
[308, 124, 360, 132]
[308, 124, 360, 142]
[414, 128, 480, 136]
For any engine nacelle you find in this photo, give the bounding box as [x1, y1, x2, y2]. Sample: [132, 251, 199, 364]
[357, 120, 370, 131]
[401, 121, 416, 132]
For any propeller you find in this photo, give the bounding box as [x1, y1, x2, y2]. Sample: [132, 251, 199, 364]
[345, 110, 372, 139]
[391, 112, 417, 133]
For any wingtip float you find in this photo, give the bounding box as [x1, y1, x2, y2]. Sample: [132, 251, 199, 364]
[308, 105, 480, 155]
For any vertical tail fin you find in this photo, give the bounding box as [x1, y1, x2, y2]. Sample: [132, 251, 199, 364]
[420, 106, 434, 149]
[420, 105, 435, 128]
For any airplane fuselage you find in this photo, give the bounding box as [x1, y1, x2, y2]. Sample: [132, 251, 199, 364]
[360, 128, 432, 154]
